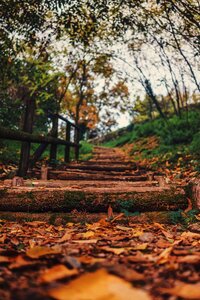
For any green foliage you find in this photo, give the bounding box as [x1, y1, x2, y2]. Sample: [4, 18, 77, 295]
[190, 132, 200, 155]
[102, 109, 200, 172]
[79, 141, 93, 161]
[79, 141, 93, 155]
[103, 131, 133, 147]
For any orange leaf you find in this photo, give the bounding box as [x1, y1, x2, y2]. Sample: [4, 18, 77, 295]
[107, 204, 114, 220]
[57, 232, 72, 243]
[0, 234, 6, 243]
[26, 246, 61, 259]
[48, 269, 151, 300]
[159, 282, 200, 299]
[39, 264, 78, 283]
[184, 198, 193, 213]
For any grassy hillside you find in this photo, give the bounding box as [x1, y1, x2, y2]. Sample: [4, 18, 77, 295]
[103, 110, 200, 175]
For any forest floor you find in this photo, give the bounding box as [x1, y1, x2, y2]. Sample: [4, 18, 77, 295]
[0, 146, 200, 300]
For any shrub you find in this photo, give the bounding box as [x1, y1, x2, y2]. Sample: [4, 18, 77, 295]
[190, 132, 200, 155]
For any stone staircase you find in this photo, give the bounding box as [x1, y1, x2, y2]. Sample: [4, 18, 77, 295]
[0, 146, 194, 224]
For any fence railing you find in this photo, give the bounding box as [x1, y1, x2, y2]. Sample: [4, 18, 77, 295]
[0, 114, 81, 177]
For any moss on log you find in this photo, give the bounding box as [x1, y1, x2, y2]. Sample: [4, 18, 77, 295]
[0, 187, 187, 213]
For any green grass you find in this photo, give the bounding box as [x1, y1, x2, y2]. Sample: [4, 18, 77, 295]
[102, 109, 200, 171]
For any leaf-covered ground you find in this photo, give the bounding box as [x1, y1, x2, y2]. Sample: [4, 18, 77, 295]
[1, 217, 200, 300]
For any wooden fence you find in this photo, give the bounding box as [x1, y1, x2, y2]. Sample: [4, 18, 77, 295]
[0, 114, 80, 177]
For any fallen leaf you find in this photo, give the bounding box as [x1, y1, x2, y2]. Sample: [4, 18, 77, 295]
[26, 246, 61, 259]
[57, 232, 72, 243]
[132, 243, 148, 251]
[48, 269, 151, 300]
[111, 213, 124, 223]
[0, 234, 6, 243]
[72, 239, 98, 244]
[11, 237, 19, 246]
[159, 282, 200, 299]
[39, 264, 78, 283]
[181, 231, 200, 239]
[139, 232, 154, 243]
[116, 225, 132, 231]
[101, 246, 126, 255]
[28, 239, 36, 248]
[184, 197, 193, 213]
[78, 256, 105, 264]
[9, 255, 37, 269]
[26, 221, 46, 226]
[177, 255, 200, 264]
[153, 222, 165, 230]
[157, 247, 173, 264]
[111, 264, 145, 281]
[161, 230, 174, 240]
[108, 204, 114, 220]
[0, 256, 10, 263]
[82, 231, 95, 238]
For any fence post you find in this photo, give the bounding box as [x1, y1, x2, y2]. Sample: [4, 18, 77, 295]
[74, 127, 80, 161]
[50, 115, 58, 162]
[65, 122, 71, 163]
[18, 97, 35, 177]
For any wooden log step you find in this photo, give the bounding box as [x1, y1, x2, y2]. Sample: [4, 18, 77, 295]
[0, 210, 190, 225]
[0, 186, 187, 213]
[61, 165, 138, 172]
[3, 179, 159, 188]
[51, 172, 149, 181]
[78, 160, 134, 165]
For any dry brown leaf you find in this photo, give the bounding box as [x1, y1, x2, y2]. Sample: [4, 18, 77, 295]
[82, 231, 95, 238]
[161, 230, 173, 240]
[181, 231, 200, 239]
[116, 225, 132, 231]
[157, 247, 173, 264]
[29, 239, 36, 248]
[26, 221, 46, 226]
[177, 255, 200, 264]
[111, 213, 124, 223]
[153, 223, 165, 230]
[159, 282, 200, 299]
[108, 204, 114, 220]
[195, 214, 200, 221]
[132, 243, 148, 250]
[39, 264, 78, 283]
[9, 255, 37, 269]
[72, 239, 98, 244]
[111, 264, 145, 281]
[57, 232, 72, 243]
[26, 246, 61, 259]
[0, 256, 10, 263]
[184, 197, 193, 213]
[132, 229, 144, 237]
[48, 269, 151, 300]
[0, 234, 6, 243]
[101, 246, 126, 255]
[77, 256, 105, 264]
[99, 218, 110, 227]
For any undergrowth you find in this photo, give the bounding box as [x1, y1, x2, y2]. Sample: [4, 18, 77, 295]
[103, 110, 200, 172]
[0, 140, 93, 164]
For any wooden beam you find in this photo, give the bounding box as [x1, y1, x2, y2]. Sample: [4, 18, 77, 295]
[0, 125, 78, 147]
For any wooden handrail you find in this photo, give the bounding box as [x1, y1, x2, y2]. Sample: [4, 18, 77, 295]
[48, 114, 80, 130]
[0, 125, 79, 147]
